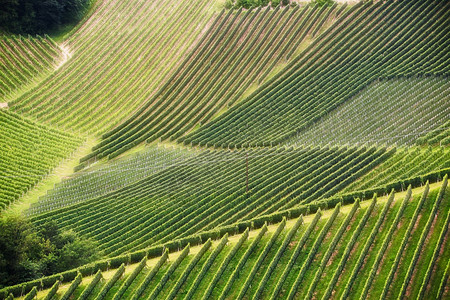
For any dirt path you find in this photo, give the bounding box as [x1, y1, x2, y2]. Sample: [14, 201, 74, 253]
[56, 44, 72, 70]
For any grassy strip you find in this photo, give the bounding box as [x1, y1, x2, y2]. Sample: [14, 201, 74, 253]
[286, 204, 341, 300]
[79, 270, 102, 300]
[218, 224, 268, 300]
[112, 257, 147, 300]
[340, 190, 395, 299]
[166, 239, 212, 300]
[254, 215, 303, 299]
[131, 249, 168, 300]
[321, 195, 377, 299]
[437, 258, 450, 299]
[185, 234, 228, 300]
[147, 245, 189, 300]
[304, 200, 360, 299]
[23, 287, 36, 300]
[418, 196, 450, 299]
[60, 273, 82, 300]
[201, 228, 249, 300]
[43, 280, 59, 300]
[380, 182, 430, 299]
[95, 263, 125, 300]
[360, 185, 412, 298]
[397, 175, 448, 299]
[270, 211, 321, 299]
[235, 220, 286, 299]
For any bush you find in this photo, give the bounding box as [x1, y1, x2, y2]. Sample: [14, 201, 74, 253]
[311, 0, 335, 7]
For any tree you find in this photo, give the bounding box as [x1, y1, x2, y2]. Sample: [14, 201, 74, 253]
[0, 216, 100, 288]
[0, 0, 91, 34]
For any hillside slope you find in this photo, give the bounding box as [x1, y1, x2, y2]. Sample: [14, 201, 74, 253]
[0, 110, 82, 210]
[288, 76, 450, 147]
[30, 146, 391, 256]
[80, 2, 343, 162]
[2, 180, 448, 300]
[9, 0, 221, 134]
[0, 0, 448, 297]
[184, 0, 450, 148]
[0, 35, 63, 100]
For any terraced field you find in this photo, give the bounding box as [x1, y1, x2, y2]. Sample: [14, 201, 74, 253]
[9, 0, 222, 134]
[343, 147, 450, 192]
[417, 119, 450, 146]
[2, 180, 448, 300]
[28, 146, 196, 215]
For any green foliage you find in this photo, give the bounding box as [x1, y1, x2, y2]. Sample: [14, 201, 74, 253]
[0, 216, 100, 289]
[202, 228, 249, 299]
[78, 270, 102, 300]
[167, 240, 212, 300]
[131, 249, 169, 300]
[23, 286, 36, 300]
[185, 234, 228, 300]
[287, 204, 340, 299]
[361, 186, 412, 299]
[0, 0, 92, 34]
[271, 211, 320, 299]
[228, 0, 274, 9]
[186, 0, 449, 149]
[380, 183, 430, 299]
[112, 257, 146, 300]
[397, 176, 447, 299]
[341, 192, 394, 299]
[32, 146, 388, 257]
[311, 0, 335, 7]
[43, 280, 59, 300]
[254, 216, 303, 299]
[96, 264, 125, 300]
[236, 220, 284, 299]
[148, 244, 190, 300]
[220, 224, 269, 299]
[60, 273, 82, 300]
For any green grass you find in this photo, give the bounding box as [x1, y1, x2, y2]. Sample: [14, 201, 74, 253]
[7, 183, 449, 300]
[257, 223, 307, 299]
[4, 136, 97, 217]
[311, 207, 366, 299]
[209, 238, 253, 299]
[172, 248, 212, 299]
[407, 190, 450, 298]
[329, 203, 384, 299]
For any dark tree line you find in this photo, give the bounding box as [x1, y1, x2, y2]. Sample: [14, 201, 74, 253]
[0, 0, 91, 34]
[0, 216, 100, 288]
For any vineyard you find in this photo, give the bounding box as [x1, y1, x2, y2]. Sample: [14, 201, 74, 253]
[0, 35, 64, 100]
[289, 76, 450, 147]
[0, 0, 449, 299]
[77, 1, 342, 164]
[1, 180, 449, 299]
[29, 146, 392, 256]
[184, 0, 450, 148]
[0, 110, 82, 210]
[9, 0, 221, 134]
